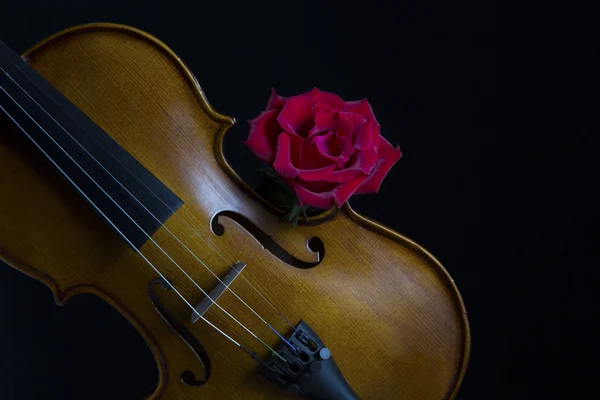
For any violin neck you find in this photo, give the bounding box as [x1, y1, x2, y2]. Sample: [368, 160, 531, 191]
[0, 40, 183, 250]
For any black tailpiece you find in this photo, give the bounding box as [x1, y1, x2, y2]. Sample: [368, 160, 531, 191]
[260, 320, 359, 399]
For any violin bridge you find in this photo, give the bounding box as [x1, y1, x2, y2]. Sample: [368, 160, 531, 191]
[190, 261, 246, 324]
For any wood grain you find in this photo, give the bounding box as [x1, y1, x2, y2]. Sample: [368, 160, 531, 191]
[0, 23, 469, 399]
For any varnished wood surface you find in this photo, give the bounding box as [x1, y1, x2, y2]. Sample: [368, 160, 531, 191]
[0, 23, 469, 399]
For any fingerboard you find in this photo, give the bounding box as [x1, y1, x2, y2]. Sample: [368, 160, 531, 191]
[0, 40, 183, 250]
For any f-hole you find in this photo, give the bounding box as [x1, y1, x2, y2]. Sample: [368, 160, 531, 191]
[211, 210, 325, 269]
[148, 278, 211, 386]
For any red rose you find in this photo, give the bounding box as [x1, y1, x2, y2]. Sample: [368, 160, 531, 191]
[245, 88, 402, 209]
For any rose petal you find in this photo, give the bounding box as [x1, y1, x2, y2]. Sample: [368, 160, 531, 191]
[355, 136, 402, 194]
[333, 174, 368, 206]
[273, 132, 303, 179]
[319, 147, 377, 184]
[339, 111, 366, 126]
[292, 181, 335, 209]
[322, 168, 362, 182]
[299, 136, 337, 170]
[343, 99, 379, 126]
[266, 88, 286, 110]
[372, 125, 380, 149]
[313, 132, 354, 170]
[309, 108, 338, 137]
[297, 164, 337, 182]
[277, 95, 316, 137]
[350, 148, 380, 174]
[273, 132, 337, 181]
[296, 179, 337, 193]
[314, 103, 331, 113]
[310, 88, 346, 109]
[245, 109, 282, 162]
[337, 136, 355, 166]
[337, 112, 366, 141]
[314, 131, 340, 158]
[354, 122, 375, 150]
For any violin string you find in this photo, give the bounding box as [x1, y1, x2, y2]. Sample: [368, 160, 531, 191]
[0, 82, 286, 362]
[0, 67, 294, 340]
[2, 100, 279, 372]
[0, 101, 248, 353]
[236, 275, 295, 329]
[2, 64, 300, 350]
[0, 66, 296, 339]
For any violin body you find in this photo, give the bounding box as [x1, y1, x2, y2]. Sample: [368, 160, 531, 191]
[0, 24, 469, 399]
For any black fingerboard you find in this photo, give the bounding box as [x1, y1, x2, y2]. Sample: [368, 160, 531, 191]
[0, 40, 183, 250]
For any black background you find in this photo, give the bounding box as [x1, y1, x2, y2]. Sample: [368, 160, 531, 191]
[0, 1, 594, 400]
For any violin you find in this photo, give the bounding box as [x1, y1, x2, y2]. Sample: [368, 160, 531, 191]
[0, 23, 469, 399]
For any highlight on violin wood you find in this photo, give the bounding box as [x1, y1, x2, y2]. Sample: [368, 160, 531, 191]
[0, 22, 470, 399]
